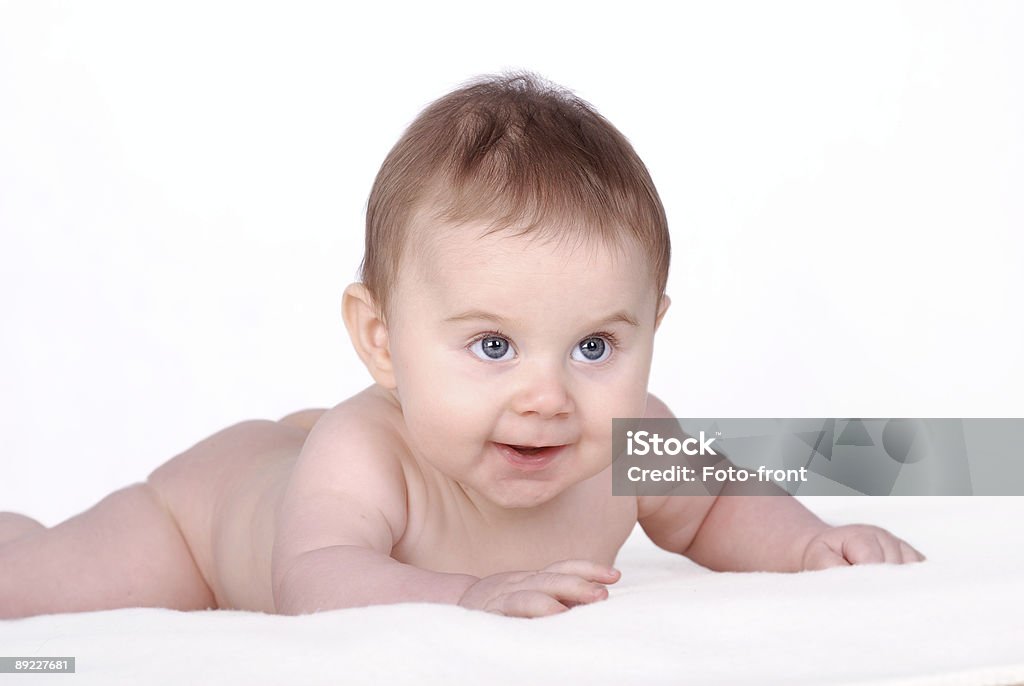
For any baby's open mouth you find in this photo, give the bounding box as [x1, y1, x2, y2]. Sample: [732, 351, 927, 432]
[494, 442, 569, 471]
[508, 445, 546, 455]
[496, 442, 569, 464]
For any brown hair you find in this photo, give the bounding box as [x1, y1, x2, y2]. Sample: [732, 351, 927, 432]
[359, 70, 670, 323]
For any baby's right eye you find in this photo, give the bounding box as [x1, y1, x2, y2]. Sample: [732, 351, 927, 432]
[470, 334, 515, 361]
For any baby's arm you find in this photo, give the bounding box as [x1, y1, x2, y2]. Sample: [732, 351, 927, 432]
[271, 410, 615, 617]
[639, 483, 831, 573]
[649, 480, 924, 571]
[271, 412, 476, 614]
[638, 397, 925, 572]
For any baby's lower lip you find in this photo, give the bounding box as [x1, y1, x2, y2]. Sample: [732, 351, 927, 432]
[495, 443, 567, 471]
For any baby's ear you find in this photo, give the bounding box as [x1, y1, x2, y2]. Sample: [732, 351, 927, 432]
[341, 283, 396, 389]
[654, 294, 671, 331]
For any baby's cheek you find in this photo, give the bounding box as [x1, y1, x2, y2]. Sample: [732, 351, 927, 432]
[405, 386, 488, 449]
[592, 379, 648, 423]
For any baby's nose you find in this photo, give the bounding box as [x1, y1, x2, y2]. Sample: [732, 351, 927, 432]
[511, 366, 574, 418]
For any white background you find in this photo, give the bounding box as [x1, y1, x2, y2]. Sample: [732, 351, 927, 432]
[1, 1, 1021, 525]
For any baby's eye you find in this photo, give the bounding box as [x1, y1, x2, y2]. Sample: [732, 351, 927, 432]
[572, 336, 612, 364]
[470, 335, 515, 361]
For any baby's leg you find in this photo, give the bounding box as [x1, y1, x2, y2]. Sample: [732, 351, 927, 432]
[0, 482, 215, 619]
[0, 512, 45, 545]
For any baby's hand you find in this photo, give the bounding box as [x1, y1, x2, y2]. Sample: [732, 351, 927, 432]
[458, 559, 620, 618]
[800, 524, 926, 570]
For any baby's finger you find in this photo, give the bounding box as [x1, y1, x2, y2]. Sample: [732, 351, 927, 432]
[844, 534, 885, 565]
[489, 590, 569, 619]
[899, 541, 927, 563]
[803, 540, 852, 570]
[524, 572, 609, 605]
[876, 535, 904, 564]
[542, 559, 621, 584]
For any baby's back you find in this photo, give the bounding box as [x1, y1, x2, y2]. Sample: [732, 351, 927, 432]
[147, 418, 313, 612]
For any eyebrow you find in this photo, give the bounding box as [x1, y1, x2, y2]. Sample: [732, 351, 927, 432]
[444, 309, 640, 328]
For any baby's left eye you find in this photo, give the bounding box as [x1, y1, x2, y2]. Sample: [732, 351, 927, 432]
[571, 336, 612, 363]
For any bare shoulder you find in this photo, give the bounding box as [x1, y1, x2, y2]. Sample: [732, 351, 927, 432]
[313, 384, 407, 449]
[634, 392, 719, 555]
[636, 391, 674, 520]
[273, 385, 411, 564]
[643, 392, 673, 421]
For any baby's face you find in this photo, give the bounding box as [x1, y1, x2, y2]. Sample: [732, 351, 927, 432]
[384, 221, 667, 512]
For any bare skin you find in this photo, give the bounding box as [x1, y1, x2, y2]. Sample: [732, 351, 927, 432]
[0, 222, 924, 620]
[0, 384, 924, 620]
[0, 386, 636, 618]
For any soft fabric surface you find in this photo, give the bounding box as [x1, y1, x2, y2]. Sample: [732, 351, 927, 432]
[2, 496, 1023, 685]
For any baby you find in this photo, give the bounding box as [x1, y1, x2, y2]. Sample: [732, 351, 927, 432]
[0, 72, 924, 620]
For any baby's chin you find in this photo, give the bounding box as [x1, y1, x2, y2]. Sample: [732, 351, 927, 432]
[480, 471, 597, 510]
[492, 489, 563, 510]
[480, 461, 608, 510]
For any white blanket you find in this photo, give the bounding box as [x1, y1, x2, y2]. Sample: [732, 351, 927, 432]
[3, 496, 1023, 685]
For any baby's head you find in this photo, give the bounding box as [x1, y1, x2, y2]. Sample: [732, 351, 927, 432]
[344, 71, 671, 511]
